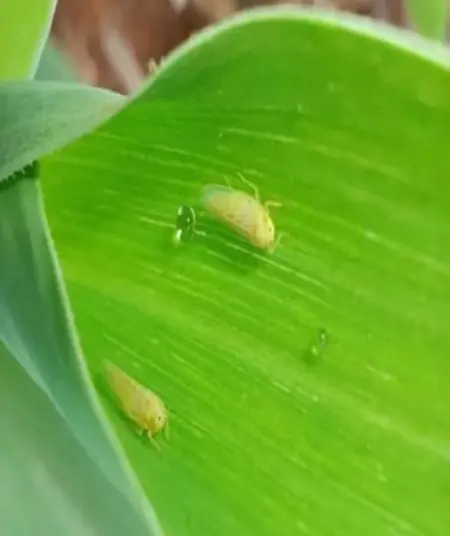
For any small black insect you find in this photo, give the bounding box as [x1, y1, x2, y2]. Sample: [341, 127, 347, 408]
[303, 327, 329, 364]
[173, 204, 196, 246]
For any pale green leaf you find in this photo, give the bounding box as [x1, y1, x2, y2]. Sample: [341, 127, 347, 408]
[407, 0, 448, 41]
[0, 340, 162, 536]
[0, 0, 56, 79]
[0, 81, 124, 182]
[0, 176, 166, 536]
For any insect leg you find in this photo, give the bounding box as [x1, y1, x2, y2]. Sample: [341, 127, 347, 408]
[236, 172, 260, 201]
[268, 231, 285, 254]
[264, 200, 282, 212]
[163, 419, 170, 441]
[147, 432, 162, 453]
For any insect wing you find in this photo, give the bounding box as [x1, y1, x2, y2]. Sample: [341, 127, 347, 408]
[104, 361, 169, 452]
[105, 362, 146, 424]
[201, 185, 260, 240]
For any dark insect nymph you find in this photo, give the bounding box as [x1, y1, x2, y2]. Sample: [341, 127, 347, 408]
[173, 204, 196, 246]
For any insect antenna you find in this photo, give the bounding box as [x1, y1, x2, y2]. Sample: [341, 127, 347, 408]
[236, 172, 260, 201]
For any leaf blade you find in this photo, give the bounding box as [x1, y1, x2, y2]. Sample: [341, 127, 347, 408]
[0, 0, 57, 79]
[8, 9, 450, 536]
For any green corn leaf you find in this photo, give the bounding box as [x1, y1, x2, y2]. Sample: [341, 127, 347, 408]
[2, 7, 450, 536]
[0, 171, 166, 535]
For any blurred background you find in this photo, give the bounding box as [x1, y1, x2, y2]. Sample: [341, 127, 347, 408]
[46, 0, 410, 94]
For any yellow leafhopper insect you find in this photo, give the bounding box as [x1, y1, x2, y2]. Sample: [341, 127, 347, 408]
[104, 361, 169, 451]
[200, 173, 282, 253]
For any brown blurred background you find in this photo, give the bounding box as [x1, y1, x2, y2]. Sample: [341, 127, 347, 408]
[50, 0, 409, 94]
